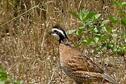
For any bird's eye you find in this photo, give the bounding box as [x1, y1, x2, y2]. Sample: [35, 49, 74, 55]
[54, 30, 57, 32]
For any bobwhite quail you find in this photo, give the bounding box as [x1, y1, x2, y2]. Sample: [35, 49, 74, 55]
[50, 25, 118, 84]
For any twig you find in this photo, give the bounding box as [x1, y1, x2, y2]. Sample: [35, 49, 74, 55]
[0, 4, 39, 27]
[47, 69, 55, 84]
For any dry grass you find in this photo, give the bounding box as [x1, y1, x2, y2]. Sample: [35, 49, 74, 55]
[0, 0, 126, 84]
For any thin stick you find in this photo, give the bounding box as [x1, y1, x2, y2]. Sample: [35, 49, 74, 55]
[0, 4, 40, 27]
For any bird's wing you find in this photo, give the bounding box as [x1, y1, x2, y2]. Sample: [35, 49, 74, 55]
[70, 71, 118, 84]
[65, 49, 118, 84]
[66, 52, 104, 73]
[70, 70, 103, 81]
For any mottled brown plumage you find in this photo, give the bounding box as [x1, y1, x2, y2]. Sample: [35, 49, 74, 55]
[50, 25, 118, 84]
[59, 43, 106, 84]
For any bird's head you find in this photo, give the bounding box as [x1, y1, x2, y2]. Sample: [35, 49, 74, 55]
[50, 25, 68, 43]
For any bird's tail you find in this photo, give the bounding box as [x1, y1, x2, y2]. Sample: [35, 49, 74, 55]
[102, 73, 118, 84]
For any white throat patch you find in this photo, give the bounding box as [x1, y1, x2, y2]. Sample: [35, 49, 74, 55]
[51, 33, 60, 39]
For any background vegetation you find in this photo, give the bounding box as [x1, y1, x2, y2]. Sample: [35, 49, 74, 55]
[0, 0, 126, 84]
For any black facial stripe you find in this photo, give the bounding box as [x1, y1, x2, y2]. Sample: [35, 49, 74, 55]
[53, 25, 68, 38]
[54, 29, 68, 39]
[55, 30, 65, 39]
[52, 25, 69, 43]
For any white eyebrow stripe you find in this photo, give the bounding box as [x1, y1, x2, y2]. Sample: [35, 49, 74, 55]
[52, 28, 65, 36]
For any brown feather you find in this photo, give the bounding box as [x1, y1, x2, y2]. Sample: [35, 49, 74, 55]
[59, 43, 118, 84]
